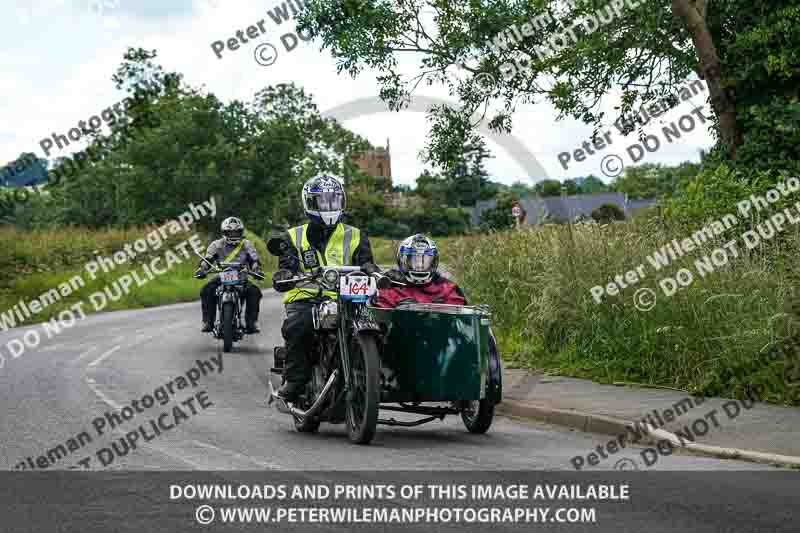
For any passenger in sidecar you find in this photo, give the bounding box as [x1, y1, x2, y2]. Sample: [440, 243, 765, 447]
[371, 234, 466, 308]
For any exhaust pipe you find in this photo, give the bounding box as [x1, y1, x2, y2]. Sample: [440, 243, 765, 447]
[269, 370, 338, 420]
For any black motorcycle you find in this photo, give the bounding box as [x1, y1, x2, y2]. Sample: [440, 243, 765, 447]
[267, 237, 396, 443]
[198, 256, 265, 352]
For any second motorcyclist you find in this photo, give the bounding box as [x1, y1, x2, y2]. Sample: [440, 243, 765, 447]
[195, 216, 263, 334]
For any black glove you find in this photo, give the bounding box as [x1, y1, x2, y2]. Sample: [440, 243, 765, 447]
[272, 269, 295, 292]
[386, 270, 407, 284]
[194, 268, 207, 279]
[362, 262, 381, 275]
[250, 263, 265, 279]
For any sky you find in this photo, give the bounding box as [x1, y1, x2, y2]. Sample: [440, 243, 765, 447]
[0, 0, 714, 189]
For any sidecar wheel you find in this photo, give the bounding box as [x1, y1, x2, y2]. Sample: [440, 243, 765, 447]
[345, 333, 380, 445]
[461, 399, 495, 434]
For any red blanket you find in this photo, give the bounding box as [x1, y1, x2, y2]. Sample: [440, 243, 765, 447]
[373, 275, 466, 308]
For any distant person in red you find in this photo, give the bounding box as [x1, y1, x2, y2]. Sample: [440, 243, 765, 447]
[373, 234, 467, 308]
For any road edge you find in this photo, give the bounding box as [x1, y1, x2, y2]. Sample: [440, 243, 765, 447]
[497, 399, 800, 469]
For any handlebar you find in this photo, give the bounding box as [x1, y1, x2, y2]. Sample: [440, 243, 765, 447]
[273, 266, 395, 291]
[193, 249, 265, 281]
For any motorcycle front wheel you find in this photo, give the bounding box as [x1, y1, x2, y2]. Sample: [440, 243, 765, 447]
[222, 302, 235, 353]
[345, 333, 380, 444]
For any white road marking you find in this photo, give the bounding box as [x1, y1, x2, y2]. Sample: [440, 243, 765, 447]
[74, 346, 98, 363]
[39, 343, 65, 353]
[88, 345, 121, 367]
[186, 440, 280, 469]
[85, 378, 123, 410]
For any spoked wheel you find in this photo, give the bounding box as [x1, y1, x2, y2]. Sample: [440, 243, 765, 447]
[461, 398, 495, 434]
[222, 302, 235, 353]
[345, 333, 380, 444]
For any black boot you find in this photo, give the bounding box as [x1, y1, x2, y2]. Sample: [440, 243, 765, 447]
[245, 322, 260, 334]
[277, 381, 305, 403]
[201, 321, 213, 332]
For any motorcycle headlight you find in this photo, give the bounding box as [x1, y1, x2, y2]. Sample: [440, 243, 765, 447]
[322, 269, 339, 289]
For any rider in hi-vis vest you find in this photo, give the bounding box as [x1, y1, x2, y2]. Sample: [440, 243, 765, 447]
[282, 222, 361, 304]
[273, 175, 375, 403]
[195, 216, 264, 333]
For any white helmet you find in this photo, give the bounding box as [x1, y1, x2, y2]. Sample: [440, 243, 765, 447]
[302, 174, 346, 227]
[221, 217, 244, 245]
[397, 234, 439, 285]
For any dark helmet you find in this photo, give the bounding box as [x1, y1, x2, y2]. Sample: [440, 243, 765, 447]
[397, 234, 439, 284]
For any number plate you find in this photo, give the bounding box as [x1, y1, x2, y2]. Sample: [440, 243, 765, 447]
[340, 275, 377, 298]
[220, 270, 239, 284]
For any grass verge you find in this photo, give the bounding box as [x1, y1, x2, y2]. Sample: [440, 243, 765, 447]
[444, 222, 800, 405]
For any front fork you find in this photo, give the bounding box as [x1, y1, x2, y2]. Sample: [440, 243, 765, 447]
[337, 301, 381, 393]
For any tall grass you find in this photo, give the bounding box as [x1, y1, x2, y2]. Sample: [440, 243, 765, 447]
[0, 227, 276, 326]
[445, 220, 800, 405]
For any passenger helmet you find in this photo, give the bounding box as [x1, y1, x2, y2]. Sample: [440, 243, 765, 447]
[397, 234, 439, 285]
[221, 217, 244, 245]
[302, 174, 346, 227]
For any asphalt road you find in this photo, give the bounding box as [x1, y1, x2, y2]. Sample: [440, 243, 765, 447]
[0, 290, 784, 471]
[1, 291, 799, 532]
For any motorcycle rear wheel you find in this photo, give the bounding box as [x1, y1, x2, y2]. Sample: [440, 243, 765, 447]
[222, 302, 235, 353]
[345, 333, 380, 444]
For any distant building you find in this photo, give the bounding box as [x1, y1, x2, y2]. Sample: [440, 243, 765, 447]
[351, 138, 393, 193]
[471, 193, 658, 226]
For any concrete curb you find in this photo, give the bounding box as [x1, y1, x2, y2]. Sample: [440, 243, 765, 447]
[497, 399, 800, 468]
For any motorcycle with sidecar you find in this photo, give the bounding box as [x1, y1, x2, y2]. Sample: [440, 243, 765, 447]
[266, 236, 502, 444]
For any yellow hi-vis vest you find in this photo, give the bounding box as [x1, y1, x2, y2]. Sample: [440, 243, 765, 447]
[283, 223, 361, 303]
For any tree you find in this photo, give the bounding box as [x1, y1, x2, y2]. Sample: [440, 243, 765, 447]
[562, 179, 579, 196]
[445, 136, 498, 206]
[611, 162, 697, 199]
[415, 169, 449, 206]
[508, 181, 536, 197]
[40, 48, 371, 233]
[578, 175, 608, 194]
[533, 179, 562, 197]
[591, 203, 626, 224]
[298, 1, 799, 174]
[479, 190, 520, 231]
